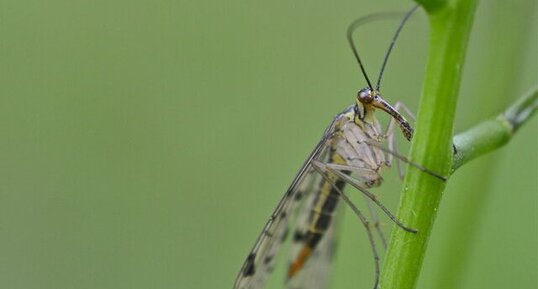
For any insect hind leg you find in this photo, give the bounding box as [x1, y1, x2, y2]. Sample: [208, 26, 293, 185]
[314, 161, 418, 233]
[365, 196, 388, 248]
[310, 161, 381, 289]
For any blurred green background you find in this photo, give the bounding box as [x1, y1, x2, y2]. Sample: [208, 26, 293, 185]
[0, 0, 536, 289]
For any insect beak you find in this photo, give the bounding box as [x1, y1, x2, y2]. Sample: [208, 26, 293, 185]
[370, 95, 395, 114]
[371, 96, 414, 141]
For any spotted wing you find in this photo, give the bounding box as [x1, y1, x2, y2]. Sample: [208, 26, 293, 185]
[233, 118, 341, 289]
[286, 181, 344, 289]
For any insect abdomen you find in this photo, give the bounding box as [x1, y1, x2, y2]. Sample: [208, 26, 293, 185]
[288, 152, 347, 278]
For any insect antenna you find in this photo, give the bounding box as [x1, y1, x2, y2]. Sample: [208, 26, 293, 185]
[348, 13, 397, 89]
[376, 5, 419, 90]
[347, 11, 409, 89]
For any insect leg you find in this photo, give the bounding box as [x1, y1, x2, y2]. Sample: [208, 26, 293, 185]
[390, 101, 416, 179]
[392, 101, 417, 121]
[364, 141, 447, 181]
[390, 101, 458, 157]
[381, 102, 447, 181]
[364, 196, 387, 248]
[313, 161, 418, 233]
[310, 162, 380, 289]
[382, 101, 415, 178]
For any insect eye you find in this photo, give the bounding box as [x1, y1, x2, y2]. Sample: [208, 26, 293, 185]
[357, 89, 374, 104]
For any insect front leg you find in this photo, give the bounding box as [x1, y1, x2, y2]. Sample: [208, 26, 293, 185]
[383, 101, 416, 179]
[379, 102, 447, 181]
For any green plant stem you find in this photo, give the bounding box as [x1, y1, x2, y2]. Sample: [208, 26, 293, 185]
[414, 0, 447, 13]
[452, 87, 538, 171]
[379, 1, 478, 289]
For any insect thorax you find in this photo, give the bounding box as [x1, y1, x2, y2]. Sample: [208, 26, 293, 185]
[331, 108, 387, 187]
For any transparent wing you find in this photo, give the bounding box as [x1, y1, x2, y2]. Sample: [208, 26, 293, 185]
[233, 117, 341, 289]
[287, 192, 344, 289]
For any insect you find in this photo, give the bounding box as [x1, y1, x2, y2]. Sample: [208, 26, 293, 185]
[234, 5, 444, 289]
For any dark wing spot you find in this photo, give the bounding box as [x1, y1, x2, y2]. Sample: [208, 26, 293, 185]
[293, 230, 306, 242]
[263, 255, 274, 265]
[243, 253, 256, 276]
[294, 191, 304, 201]
[280, 211, 287, 219]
